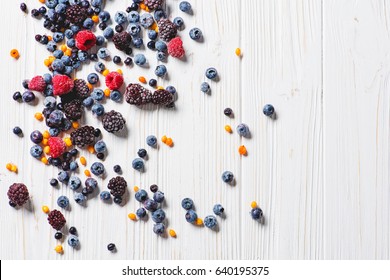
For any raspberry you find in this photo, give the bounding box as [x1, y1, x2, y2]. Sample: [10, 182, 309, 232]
[112, 31, 131, 51]
[75, 30, 96, 51]
[157, 18, 177, 42]
[144, 0, 164, 10]
[48, 137, 66, 158]
[107, 176, 127, 197]
[28, 76, 46, 92]
[7, 183, 29, 206]
[151, 89, 174, 105]
[125, 83, 152, 105]
[52, 75, 74, 96]
[102, 110, 126, 133]
[105, 72, 124, 90]
[167, 37, 185, 58]
[47, 209, 66, 230]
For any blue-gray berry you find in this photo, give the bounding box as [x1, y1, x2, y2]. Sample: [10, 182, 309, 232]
[181, 198, 194, 210]
[204, 215, 217, 229]
[134, 54, 146, 66]
[155, 40, 167, 52]
[135, 189, 148, 202]
[140, 13, 154, 28]
[83, 18, 94, 29]
[83, 96, 94, 107]
[173, 17, 184, 28]
[179, 1, 191, 12]
[152, 209, 166, 223]
[213, 204, 224, 216]
[85, 178, 98, 190]
[153, 223, 165, 235]
[30, 145, 43, 158]
[132, 37, 143, 48]
[115, 11, 127, 25]
[153, 9, 166, 21]
[128, 11, 140, 23]
[58, 171, 69, 183]
[189, 28, 202, 40]
[74, 193, 86, 204]
[200, 82, 210, 93]
[92, 103, 105, 116]
[98, 11, 110, 22]
[250, 207, 263, 220]
[222, 171, 234, 183]
[236, 123, 250, 137]
[103, 27, 114, 39]
[127, 23, 141, 36]
[146, 135, 157, 147]
[68, 176, 81, 190]
[155, 65, 167, 77]
[132, 158, 144, 171]
[91, 89, 104, 101]
[91, 162, 105, 176]
[143, 199, 158, 212]
[87, 73, 99, 85]
[185, 210, 197, 223]
[263, 104, 275, 117]
[94, 140, 106, 153]
[97, 48, 110, 59]
[110, 90, 121, 102]
[57, 195, 69, 208]
[136, 207, 147, 218]
[100, 191, 111, 201]
[205, 67, 218, 79]
[156, 51, 167, 61]
[153, 191, 165, 203]
[148, 30, 157, 40]
[67, 235, 79, 248]
[69, 161, 79, 171]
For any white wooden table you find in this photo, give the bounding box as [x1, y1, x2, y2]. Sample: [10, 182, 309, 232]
[0, 0, 389, 260]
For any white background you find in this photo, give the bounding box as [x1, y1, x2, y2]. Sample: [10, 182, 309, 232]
[0, 0, 389, 260]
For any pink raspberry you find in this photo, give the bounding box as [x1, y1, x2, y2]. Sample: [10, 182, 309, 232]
[48, 137, 66, 158]
[105, 72, 124, 90]
[52, 75, 74, 96]
[28, 76, 46, 92]
[75, 30, 96, 51]
[167, 37, 185, 58]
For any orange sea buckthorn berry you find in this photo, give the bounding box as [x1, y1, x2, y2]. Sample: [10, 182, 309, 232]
[34, 112, 44, 121]
[80, 156, 87, 166]
[44, 146, 50, 154]
[64, 138, 72, 147]
[39, 0, 45, 3]
[6, 163, 13, 171]
[42, 139, 49, 146]
[251, 201, 257, 209]
[91, 15, 99, 23]
[42, 205, 50, 214]
[225, 125, 232, 133]
[169, 229, 177, 238]
[195, 218, 203, 226]
[238, 145, 247, 156]
[41, 157, 48, 165]
[133, 186, 139, 192]
[104, 88, 111, 97]
[65, 49, 72, 56]
[138, 76, 147, 83]
[84, 169, 91, 177]
[87, 83, 93, 90]
[157, 86, 164, 90]
[72, 121, 79, 129]
[102, 69, 110, 76]
[43, 130, 50, 139]
[161, 135, 167, 143]
[11, 164, 18, 172]
[60, 45, 67, 52]
[44, 59, 51, 66]
[117, 69, 123, 75]
[235, 48, 241, 56]
[87, 146, 95, 154]
[47, 35, 52, 41]
[128, 213, 137, 221]
[139, 3, 146, 10]
[10, 49, 20, 59]
[54, 245, 63, 254]
[165, 138, 173, 147]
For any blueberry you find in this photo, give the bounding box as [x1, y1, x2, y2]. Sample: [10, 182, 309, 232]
[110, 90, 121, 101]
[44, 84, 54, 96]
[92, 103, 105, 116]
[181, 198, 194, 210]
[114, 11, 127, 25]
[143, 199, 158, 212]
[69, 161, 79, 171]
[135, 189, 148, 202]
[13, 126, 22, 135]
[222, 171, 234, 183]
[153, 9, 166, 21]
[58, 171, 69, 183]
[91, 162, 105, 176]
[156, 51, 167, 61]
[92, 89, 104, 101]
[83, 96, 94, 107]
[13, 91, 22, 101]
[68, 176, 81, 190]
[250, 207, 263, 220]
[67, 235, 79, 248]
[132, 158, 144, 171]
[263, 104, 275, 117]
[224, 108, 233, 117]
[103, 27, 114, 39]
[124, 57, 133, 65]
[132, 37, 143, 48]
[128, 11, 140, 23]
[85, 178, 98, 190]
[94, 128, 101, 137]
[100, 191, 111, 201]
[128, 3, 139, 11]
[70, 149, 79, 157]
[155, 40, 167, 52]
[205, 67, 217, 79]
[179, 1, 192, 13]
[185, 210, 197, 223]
[54, 232, 63, 240]
[173, 17, 184, 28]
[153, 191, 164, 203]
[50, 178, 58, 187]
[140, 13, 154, 28]
[96, 35, 105, 46]
[136, 207, 147, 218]
[155, 65, 167, 77]
[91, 0, 103, 7]
[113, 165, 122, 173]
[67, 38, 76, 48]
[204, 215, 217, 229]
[52, 59, 65, 72]
[189, 28, 202, 40]
[148, 30, 157, 40]
[213, 204, 224, 216]
[20, 3, 27, 12]
[94, 61, 105, 73]
[115, 24, 124, 33]
[113, 56, 121, 64]
[45, 0, 58, 9]
[98, 11, 110, 22]
[149, 79, 157, 87]
[87, 73, 99, 84]
[64, 29, 74, 39]
[98, 22, 107, 30]
[107, 243, 116, 252]
[236, 123, 250, 137]
[137, 149, 147, 158]
[147, 40, 156, 50]
[22, 91, 35, 103]
[53, 32, 64, 43]
[83, 18, 94, 29]
[30, 145, 43, 158]
[97, 48, 110, 59]
[200, 82, 210, 93]
[152, 209, 166, 223]
[114, 196, 122, 204]
[146, 135, 157, 147]
[62, 118, 72, 131]
[47, 110, 64, 127]
[57, 195, 69, 208]
[30, 130, 43, 144]
[166, 86, 176, 94]
[134, 54, 146, 66]
[94, 140, 106, 153]
[53, 50, 64, 58]
[127, 23, 141, 36]
[150, 184, 158, 193]
[153, 223, 165, 235]
[74, 193, 86, 204]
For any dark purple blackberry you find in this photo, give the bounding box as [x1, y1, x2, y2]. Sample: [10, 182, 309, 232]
[47, 209, 66, 230]
[7, 183, 29, 206]
[112, 31, 132, 51]
[73, 79, 90, 100]
[65, 5, 88, 26]
[107, 176, 127, 197]
[63, 99, 83, 121]
[102, 110, 126, 133]
[144, 0, 164, 10]
[70, 126, 96, 148]
[124, 83, 152, 105]
[151, 89, 174, 105]
[157, 18, 177, 42]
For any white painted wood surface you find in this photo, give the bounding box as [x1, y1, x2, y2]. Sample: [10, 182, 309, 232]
[0, 0, 389, 260]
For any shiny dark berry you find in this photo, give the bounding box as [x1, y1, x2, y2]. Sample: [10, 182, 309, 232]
[150, 184, 158, 193]
[126, 7, 131, 13]
[40, 35, 49, 44]
[61, 161, 70, 171]
[38, 7, 47, 15]
[13, 126, 22, 135]
[70, 149, 79, 157]
[124, 57, 133, 65]
[57, 103, 63, 110]
[97, 153, 105, 160]
[20, 3, 27, 12]
[86, 185, 94, 194]
[113, 196, 122, 204]
[137, 149, 147, 158]
[13, 91, 22, 101]
[113, 56, 121, 64]
[81, 1, 90, 8]
[113, 165, 121, 173]
[9, 201, 17, 207]
[107, 243, 116, 252]
[31, 9, 40, 17]
[69, 227, 77, 235]
[89, 53, 98, 61]
[98, 22, 107, 30]
[94, 128, 101, 137]
[224, 108, 233, 117]
[115, 24, 123, 33]
[125, 47, 133, 55]
[54, 232, 63, 240]
[82, 188, 89, 196]
[129, 3, 139, 11]
[22, 80, 30, 89]
[147, 41, 155, 50]
[35, 34, 42, 42]
[148, 79, 157, 87]
[50, 178, 58, 186]
[63, 152, 72, 161]
[52, 158, 62, 167]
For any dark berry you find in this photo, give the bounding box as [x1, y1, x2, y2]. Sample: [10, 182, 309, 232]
[70, 149, 79, 157]
[125, 47, 133, 55]
[94, 128, 101, 137]
[54, 232, 63, 240]
[63, 152, 72, 161]
[20, 3, 27, 12]
[113, 56, 122, 64]
[40, 35, 49, 44]
[86, 185, 94, 194]
[52, 158, 62, 167]
[13, 91, 22, 101]
[97, 153, 105, 160]
[124, 57, 133, 65]
[113, 165, 122, 173]
[107, 243, 116, 252]
[38, 7, 47, 15]
[89, 53, 98, 61]
[150, 184, 158, 193]
[148, 79, 157, 87]
[129, 3, 139, 11]
[61, 161, 70, 171]
[69, 226, 77, 235]
[147, 41, 156, 50]
[9, 201, 17, 207]
[115, 24, 124, 33]
[50, 178, 58, 187]
[82, 188, 89, 196]
[31, 9, 40, 17]
[57, 103, 64, 110]
[224, 108, 233, 117]
[22, 80, 29, 89]
[137, 149, 147, 158]
[13, 126, 22, 135]
[98, 22, 107, 30]
[113, 196, 122, 204]
[35, 34, 42, 42]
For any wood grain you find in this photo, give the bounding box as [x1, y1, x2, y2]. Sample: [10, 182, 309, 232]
[0, 0, 389, 260]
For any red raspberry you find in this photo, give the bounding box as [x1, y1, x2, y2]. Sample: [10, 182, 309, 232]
[167, 37, 185, 58]
[105, 72, 124, 90]
[52, 75, 74, 96]
[75, 30, 96, 51]
[28, 76, 46, 92]
[48, 137, 66, 158]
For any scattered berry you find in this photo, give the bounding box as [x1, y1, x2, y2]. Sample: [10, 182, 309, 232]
[75, 30, 96, 51]
[52, 75, 74, 96]
[47, 209, 66, 230]
[222, 171, 234, 183]
[213, 204, 224, 216]
[204, 215, 217, 229]
[263, 104, 275, 117]
[189, 28, 202, 40]
[48, 137, 66, 158]
[105, 71, 124, 90]
[28, 76, 46, 92]
[7, 183, 29, 206]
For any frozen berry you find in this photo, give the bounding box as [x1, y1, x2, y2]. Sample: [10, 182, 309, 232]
[167, 37, 185, 58]
[105, 72, 124, 90]
[52, 75, 74, 96]
[48, 137, 66, 158]
[28, 76, 46, 92]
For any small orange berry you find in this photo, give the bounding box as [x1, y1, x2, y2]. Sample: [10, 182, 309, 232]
[225, 125, 232, 133]
[165, 138, 173, 146]
[157, 86, 164, 90]
[43, 131, 50, 139]
[195, 218, 203, 226]
[104, 88, 111, 97]
[34, 112, 44, 121]
[87, 83, 93, 90]
[44, 146, 50, 154]
[65, 49, 72, 56]
[60, 45, 67, 52]
[42, 205, 50, 213]
[42, 139, 49, 146]
[128, 213, 137, 220]
[138, 76, 147, 83]
[41, 157, 48, 165]
[48, 56, 55, 63]
[11, 164, 18, 172]
[54, 245, 63, 254]
[150, 22, 158, 30]
[169, 229, 176, 237]
[251, 201, 257, 209]
[84, 169, 91, 177]
[47, 35, 52, 41]
[44, 59, 51, 66]
[91, 15, 99, 23]
[72, 121, 79, 129]
[139, 3, 146, 10]
[87, 146, 95, 154]
[117, 69, 123, 75]
[64, 138, 72, 147]
[6, 163, 13, 171]
[80, 156, 87, 166]
[238, 145, 247, 156]
[102, 69, 110, 76]
[10, 49, 20, 59]
[133, 186, 139, 192]
[161, 135, 167, 143]
[235, 48, 241, 56]
[39, 0, 45, 3]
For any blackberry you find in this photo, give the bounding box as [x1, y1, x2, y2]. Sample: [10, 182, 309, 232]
[112, 31, 132, 51]
[66, 5, 88, 26]
[107, 176, 127, 197]
[102, 110, 126, 133]
[124, 83, 152, 105]
[63, 99, 83, 121]
[47, 209, 66, 230]
[157, 18, 177, 42]
[144, 0, 164, 10]
[70, 126, 96, 148]
[151, 89, 174, 105]
[73, 79, 90, 100]
[7, 183, 29, 206]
